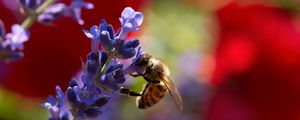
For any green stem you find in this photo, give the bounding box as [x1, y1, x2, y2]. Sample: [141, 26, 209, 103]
[21, 0, 55, 29]
[99, 58, 111, 77]
[94, 57, 112, 92]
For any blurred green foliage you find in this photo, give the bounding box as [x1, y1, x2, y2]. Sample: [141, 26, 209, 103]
[140, 0, 212, 79]
[0, 88, 47, 120]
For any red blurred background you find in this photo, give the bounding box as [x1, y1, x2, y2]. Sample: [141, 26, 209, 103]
[208, 1, 300, 120]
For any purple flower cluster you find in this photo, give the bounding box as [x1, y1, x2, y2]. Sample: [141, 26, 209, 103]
[83, 18, 140, 59]
[18, 0, 93, 25]
[0, 0, 93, 62]
[37, 0, 94, 25]
[42, 7, 145, 119]
[41, 86, 70, 119]
[0, 20, 28, 62]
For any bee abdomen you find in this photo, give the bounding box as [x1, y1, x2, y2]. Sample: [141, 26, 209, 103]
[137, 95, 160, 109]
[136, 84, 167, 109]
[136, 96, 147, 109]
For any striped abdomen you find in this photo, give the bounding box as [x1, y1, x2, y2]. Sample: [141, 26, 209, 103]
[136, 82, 167, 109]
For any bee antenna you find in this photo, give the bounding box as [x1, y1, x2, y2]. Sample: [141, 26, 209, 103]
[136, 47, 144, 57]
[136, 47, 141, 57]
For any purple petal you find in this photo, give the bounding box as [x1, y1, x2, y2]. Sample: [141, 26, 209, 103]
[90, 25, 100, 39]
[99, 19, 107, 32]
[124, 22, 133, 30]
[70, 79, 79, 87]
[124, 39, 139, 48]
[100, 31, 112, 52]
[56, 86, 64, 107]
[44, 3, 66, 14]
[70, 0, 94, 25]
[119, 7, 144, 33]
[5, 24, 29, 50]
[82, 29, 93, 38]
[119, 18, 124, 26]
[121, 7, 135, 20]
[37, 14, 54, 23]
[37, 3, 66, 24]
[47, 95, 57, 106]
[106, 24, 115, 39]
[66, 87, 79, 106]
[133, 12, 144, 26]
[83, 2, 94, 9]
[73, 8, 84, 25]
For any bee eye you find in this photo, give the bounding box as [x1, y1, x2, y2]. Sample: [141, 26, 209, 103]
[138, 59, 149, 66]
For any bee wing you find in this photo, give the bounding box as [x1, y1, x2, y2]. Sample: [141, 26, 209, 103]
[161, 75, 183, 110]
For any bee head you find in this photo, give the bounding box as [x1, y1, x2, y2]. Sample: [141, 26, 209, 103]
[128, 53, 152, 74]
[137, 53, 152, 67]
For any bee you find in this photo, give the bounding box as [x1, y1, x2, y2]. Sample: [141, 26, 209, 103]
[120, 53, 183, 109]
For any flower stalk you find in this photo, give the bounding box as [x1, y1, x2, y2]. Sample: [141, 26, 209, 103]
[21, 0, 55, 29]
[94, 56, 112, 92]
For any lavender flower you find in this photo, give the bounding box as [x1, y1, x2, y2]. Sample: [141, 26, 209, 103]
[119, 7, 144, 31]
[66, 79, 108, 119]
[69, 0, 94, 25]
[41, 86, 71, 120]
[83, 25, 101, 53]
[100, 60, 125, 91]
[3, 24, 29, 50]
[83, 18, 141, 59]
[37, 3, 67, 24]
[43, 7, 145, 119]
[38, 0, 94, 25]
[112, 38, 139, 59]
[63, 51, 110, 119]
[97, 20, 141, 59]
[122, 47, 145, 74]
[118, 7, 144, 40]
[0, 21, 24, 61]
[99, 19, 114, 53]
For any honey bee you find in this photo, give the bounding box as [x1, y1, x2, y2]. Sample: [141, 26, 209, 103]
[120, 53, 183, 109]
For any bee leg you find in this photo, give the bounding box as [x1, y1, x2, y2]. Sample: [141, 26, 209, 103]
[140, 83, 150, 95]
[143, 76, 160, 84]
[120, 87, 141, 96]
